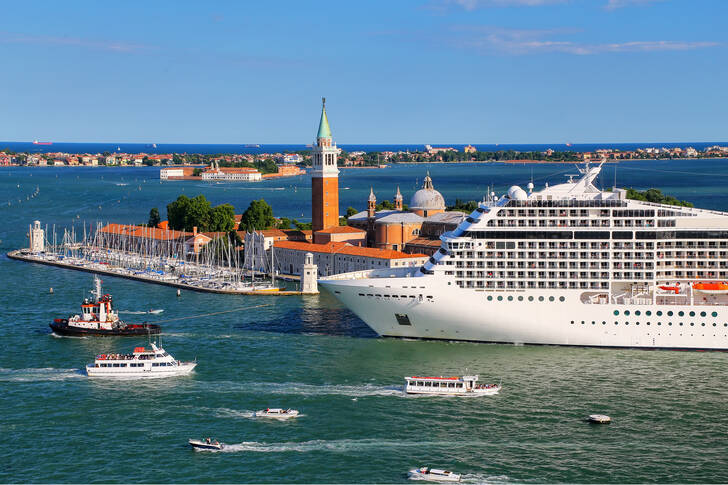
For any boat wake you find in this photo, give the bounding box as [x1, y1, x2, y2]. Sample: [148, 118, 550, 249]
[205, 407, 256, 419]
[50, 332, 87, 339]
[216, 438, 497, 454]
[119, 309, 164, 315]
[206, 381, 404, 397]
[0, 367, 85, 382]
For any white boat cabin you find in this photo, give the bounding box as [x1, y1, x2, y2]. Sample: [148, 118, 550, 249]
[404, 375, 499, 395]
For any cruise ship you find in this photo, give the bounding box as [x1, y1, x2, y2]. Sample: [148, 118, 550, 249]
[320, 163, 728, 350]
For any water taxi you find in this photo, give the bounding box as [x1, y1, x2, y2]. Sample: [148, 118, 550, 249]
[50, 276, 160, 337]
[254, 408, 300, 419]
[188, 438, 223, 451]
[85, 342, 196, 378]
[404, 375, 500, 396]
[408, 467, 461, 482]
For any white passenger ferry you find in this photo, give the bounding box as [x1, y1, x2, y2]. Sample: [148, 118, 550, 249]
[321, 162, 728, 350]
[404, 375, 500, 396]
[85, 342, 196, 378]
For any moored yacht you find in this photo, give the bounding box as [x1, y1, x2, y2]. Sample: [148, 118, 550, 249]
[85, 342, 196, 378]
[404, 375, 500, 396]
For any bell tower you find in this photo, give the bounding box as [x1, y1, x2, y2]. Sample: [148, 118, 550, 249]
[311, 97, 339, 237]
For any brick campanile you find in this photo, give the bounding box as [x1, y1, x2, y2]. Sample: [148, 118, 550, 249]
[311, 97, 340, 237]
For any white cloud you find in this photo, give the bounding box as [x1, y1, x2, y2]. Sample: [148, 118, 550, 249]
[450, 26, 720, 55]
[604, 0, 663, 10]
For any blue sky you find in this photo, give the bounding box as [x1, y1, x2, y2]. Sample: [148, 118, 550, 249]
[0, 0, 725, 144]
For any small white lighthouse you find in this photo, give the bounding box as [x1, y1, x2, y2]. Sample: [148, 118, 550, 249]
[29, 220, 45, 253]
[301, 252, 319, 294]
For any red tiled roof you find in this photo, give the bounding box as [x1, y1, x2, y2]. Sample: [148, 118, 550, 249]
[100, 224, 191, 241]
[273, 240, 427, 260]
[315, 226, 366, 234]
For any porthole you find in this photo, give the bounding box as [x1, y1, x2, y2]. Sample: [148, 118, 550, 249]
[571, 320, 575, 325]
[592, 321, 596, 325]
[700, 311, 706, 317]
[518, 296, 523, 301]
[646, 322, 651, 326]
[614, 310, 619, 316]
[657, 322, 662, 326]
[635, 321, 640, 326]
[602, 321, 606, 325]
[625, 310, 631, 316]
[678, 311, 685, 317]
[635, 310, 641, 316]
[725, 323, 728, 327]
[549, 296, 555, 302]
[487, 296, 493, 301]
[689, 311, 695, 317]
[713, 323, 717, 327]
[528, 296, 534, 301]
[497, 296, 503, 301]
[507, 296, 513, 301]
[539, 296, 544, 302]
[614, 321, 619, 325]
[668, 311, 674, 317]
[690, 322, 694, 326]
[701, 323, 706, 327]
[669, 322, 673, 326]
[679, 322, 683, 326]
[581, 321, 585, 325]
[559, 296, 565, 302]
[625, 321, 629, 326]
[646, 311, 652, 316]
[712, 311, 718, 317]
[657, 311, 663, 316]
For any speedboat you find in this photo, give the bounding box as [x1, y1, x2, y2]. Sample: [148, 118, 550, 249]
[587, 414, 611, 424]
[405, 375, 500, 396]
[188, 438, 223, 451]
[408, 467, 461, 482]
[254, 408, 300, 419]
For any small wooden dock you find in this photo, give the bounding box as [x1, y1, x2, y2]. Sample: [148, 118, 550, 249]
[6, 250, 318, 296]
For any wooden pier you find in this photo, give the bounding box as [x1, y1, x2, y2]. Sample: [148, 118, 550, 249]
[7, 250, 318, 296]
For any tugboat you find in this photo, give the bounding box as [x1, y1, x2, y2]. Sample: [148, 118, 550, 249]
[50, 277, 161, 336]
[85, 341, 196, 378]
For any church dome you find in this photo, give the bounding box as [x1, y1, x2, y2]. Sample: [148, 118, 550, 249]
[410, 172, 445, 211]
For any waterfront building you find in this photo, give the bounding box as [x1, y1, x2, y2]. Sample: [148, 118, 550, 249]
[201, 163, 262, 181]
[273, 240, 427, 277]
[280, 154, 302, 164]
[311, 98, 340, 242]
[464, 144, 477, 154]
[160, 167, 195, 180]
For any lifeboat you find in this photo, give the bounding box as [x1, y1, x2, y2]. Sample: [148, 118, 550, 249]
[692, 282, 728, 294]
[659, 285, 680, 294]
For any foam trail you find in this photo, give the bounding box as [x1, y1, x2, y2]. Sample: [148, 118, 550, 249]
[119, 309, 164, 315]
[215, 438, 491, 454]
[0, 367, 85, 382]
[212, 381, 404, 397]
[51, 332, 87, 339]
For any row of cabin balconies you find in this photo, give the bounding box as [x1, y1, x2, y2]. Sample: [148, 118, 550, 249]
[450, 251, 643, 260]
[451, 261, 611, 269]
[657, 251, 726, 259]
[455, 280, 610, 290]
[499, 208, 659, 218]
[657, 261, 728, 269]
[452, 270, 614, 280]
[658, 241, 728, 249]
[657, 271, 727, 279]
[488, 219, 658, 229]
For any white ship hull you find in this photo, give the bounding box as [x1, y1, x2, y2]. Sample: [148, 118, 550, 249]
[85, 362, 196, 378]
[320, 276, 728, 350]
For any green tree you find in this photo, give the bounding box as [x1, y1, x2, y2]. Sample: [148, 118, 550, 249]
[277, 217, 292, 229]
[148, 208, 161, 227]
[375, 200, 395, 211]
[209, 203, 236, 232]
[292, 219, 312, 231]
[447, 199, 479, 213]
[166, 194, 213, 231]
[239, 199, 276, 231]
[167, 195, 191, 230]
[192, 168, 203, 177]
[345, 206, 358, 218]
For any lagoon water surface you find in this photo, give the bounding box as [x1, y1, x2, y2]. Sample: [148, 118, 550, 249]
[1, 160, 728, 483]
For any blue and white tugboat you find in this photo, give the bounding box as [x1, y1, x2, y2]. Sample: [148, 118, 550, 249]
[50, 277, 160, 337]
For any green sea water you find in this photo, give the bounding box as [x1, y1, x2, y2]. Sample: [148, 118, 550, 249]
[1, 160, 728, 483]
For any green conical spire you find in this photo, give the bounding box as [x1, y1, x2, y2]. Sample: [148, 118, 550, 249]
[317, 97, 332, 139]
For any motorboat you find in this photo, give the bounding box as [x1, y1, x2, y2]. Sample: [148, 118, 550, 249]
[254, 408, 300, 419]
[188, 438, 223, 451]
[85, 341, 196, 378]
[408, 467, 461, 482]
[405, 375, 500, 396]
[587, 414, 611, 424]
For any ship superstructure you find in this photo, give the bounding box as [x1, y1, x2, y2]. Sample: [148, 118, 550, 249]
[320, 163, 728, 350]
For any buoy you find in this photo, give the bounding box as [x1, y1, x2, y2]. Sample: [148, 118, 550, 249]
[587, 414, 611, 424]
[49, 287, 54, 294]
[176, 289, 181, 297]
